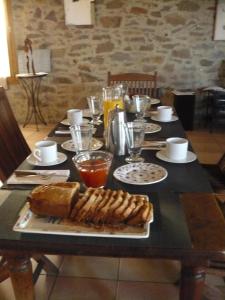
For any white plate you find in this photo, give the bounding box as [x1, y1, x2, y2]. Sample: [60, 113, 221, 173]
[13, 203, 151, 239]
[26, 152, 67, 166]
[151, 115, 178, 123]
[150, 98, 161, 105]
[145, 123, 162, 134]
[113, 163, 168, 185]
[156, 150, 197, 164]
[60, 118, 89, 126]
[61, 138, 103, 152]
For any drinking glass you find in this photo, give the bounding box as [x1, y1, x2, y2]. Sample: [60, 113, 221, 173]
[87, 96, 102, 125]
[69, 124, 93, 153]
[72, 150, 113, 188]
[131, 95, 150, 121]
[102, 86, 124, 127]
[124, 121, 146, 163]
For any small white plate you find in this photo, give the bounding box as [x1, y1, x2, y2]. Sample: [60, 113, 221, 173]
[150, 98, 161, 105]
[26, 152, 67, 166]
[151, 115, 178, 123]
[145, 123, 162, 134]
[60, 118, 89, 126]
[113, 163, 168, 185]
[156, 150, 197, 164]
[61, 138, 103, 152]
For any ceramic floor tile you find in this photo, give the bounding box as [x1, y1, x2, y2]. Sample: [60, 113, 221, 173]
[203, 284, 225, 300]
[49, 277, 117, 300]
[0, 278, 15, 300]
[119, 258, 180, 283]
[0, 275, 56, 300]
[116, 281, 179, 300]
[197, 152, 223, 164]
[60, 255, 119, 280]
[35, 275, 57, 300]
[206, 274, 225, 287]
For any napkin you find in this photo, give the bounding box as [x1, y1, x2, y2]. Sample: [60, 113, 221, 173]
[55, 128, 97, 135]
[7, 170, 70, 185]
[141, 140, 166, 150]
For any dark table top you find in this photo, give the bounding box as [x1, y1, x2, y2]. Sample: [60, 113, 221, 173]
[0, 114, 214, 259]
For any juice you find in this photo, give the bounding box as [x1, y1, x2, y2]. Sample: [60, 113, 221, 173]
[78, 159, 110, 188]
[103, 98, 124, 127]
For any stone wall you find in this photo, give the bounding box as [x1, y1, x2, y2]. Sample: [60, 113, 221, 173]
[7, 0, 225, 124]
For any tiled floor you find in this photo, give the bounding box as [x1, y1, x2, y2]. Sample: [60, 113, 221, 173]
[0, 124, 225, 299]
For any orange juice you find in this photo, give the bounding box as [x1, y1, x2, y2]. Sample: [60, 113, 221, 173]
[103, 98, 124, 127]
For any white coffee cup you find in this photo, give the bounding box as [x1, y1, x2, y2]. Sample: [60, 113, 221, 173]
[157, 106, 173, 121]
[33, 141, 57, 163]
[166, 137, 188, 160]
[67, 109, 83, 125]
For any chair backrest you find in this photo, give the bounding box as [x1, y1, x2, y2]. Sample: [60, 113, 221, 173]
[107, 72, 158, 97]
[0, 87, 31, 182]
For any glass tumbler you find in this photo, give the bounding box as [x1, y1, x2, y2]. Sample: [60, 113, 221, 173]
[69, 124, 93, 153]
[87, 96, 102, 125]
[72, 150, 113, 188]
[124, 121, 146, 163]
[131, 95, 150, 121]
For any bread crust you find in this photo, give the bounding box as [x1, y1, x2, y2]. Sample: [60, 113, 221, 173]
[28, 184, 153, 227]
[28, 182, 80, 218]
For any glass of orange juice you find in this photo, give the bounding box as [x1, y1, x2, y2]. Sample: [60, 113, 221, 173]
[102, 86, 124, 128]
[72, 150, 113, 188]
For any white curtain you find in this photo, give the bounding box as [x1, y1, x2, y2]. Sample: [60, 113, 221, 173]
[0, 0, 10, 88]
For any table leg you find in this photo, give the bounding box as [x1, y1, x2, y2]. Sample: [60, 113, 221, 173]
[180, 263, 206, 300]
[6, 254, 35, 300]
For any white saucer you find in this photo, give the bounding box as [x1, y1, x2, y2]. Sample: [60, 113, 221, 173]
[61, 138, 103, 152]
[26, 152, 67, 166]
[113, 163, 168, 185]
[150, 98, 161, 105]
[156, 150, 197, 164]
[151, 115, 178, 123]
[60, 118, 89, 126]
[145, 123, 162, 134]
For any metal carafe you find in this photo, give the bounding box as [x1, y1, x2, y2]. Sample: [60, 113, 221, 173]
[105, 105, 127, 156]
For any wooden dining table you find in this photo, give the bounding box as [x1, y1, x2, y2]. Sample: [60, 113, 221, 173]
[0, 113, 225, 300]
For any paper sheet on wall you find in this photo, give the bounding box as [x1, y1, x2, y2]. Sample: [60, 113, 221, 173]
[18, 49, 51, 74]
[64, 0, 94, 25]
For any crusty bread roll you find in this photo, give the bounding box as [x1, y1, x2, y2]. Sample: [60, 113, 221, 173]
[28, 182, 80, 218]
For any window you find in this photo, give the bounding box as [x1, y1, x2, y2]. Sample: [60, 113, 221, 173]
[0, 0, 17, 81]
[0, 0, 10, 77]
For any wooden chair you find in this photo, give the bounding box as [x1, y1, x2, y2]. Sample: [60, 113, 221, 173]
[201, 153, 225, 276]
[202, 152, 225, 195]
[107, 71, 158, 97]
[0, 87, 58, 283]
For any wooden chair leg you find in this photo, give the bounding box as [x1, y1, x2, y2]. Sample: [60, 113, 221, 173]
[32, 254, 59, 283]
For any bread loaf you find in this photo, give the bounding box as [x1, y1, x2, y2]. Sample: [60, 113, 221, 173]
[28, 182, 80, 218]
[70, 187, 153, 226]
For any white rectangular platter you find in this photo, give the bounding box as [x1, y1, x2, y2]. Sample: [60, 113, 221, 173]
[13, 203, 153, 239]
